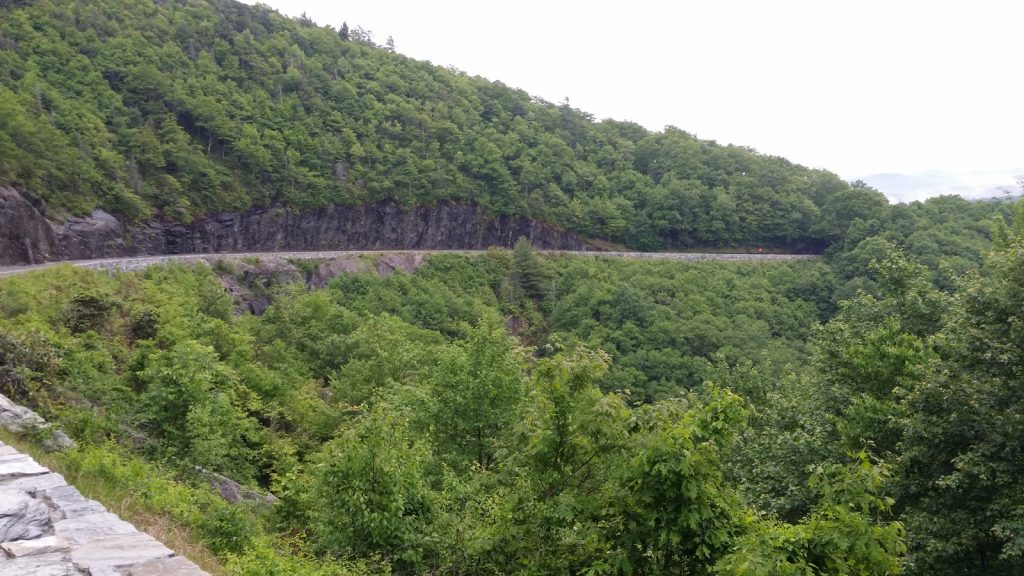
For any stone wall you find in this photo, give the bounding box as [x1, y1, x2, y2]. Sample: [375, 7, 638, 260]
[0, 441, 207, 575]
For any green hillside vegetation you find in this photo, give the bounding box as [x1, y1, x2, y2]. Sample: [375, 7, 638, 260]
[2, 0, 1023, 573]
[2, 0, 867, 249]
[0, 252, 895, 575]
[0, 200, 1022, 574]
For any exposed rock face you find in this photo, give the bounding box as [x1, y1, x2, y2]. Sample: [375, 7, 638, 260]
[129, 201, 590, 255]
[195, 467, 277, 506]
[308, 255, 372, 288]
[0, 187, 56, 265]
[53, 209, 126, 261]
[208, 256, 303, 315]
[0, 187, 593, 265]
[375, 252, 427, 276]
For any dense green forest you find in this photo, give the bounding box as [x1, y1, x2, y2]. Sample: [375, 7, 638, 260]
[2, 0, 1023, 573]
[1, 197, 1022, 574]
[0, 0, 896, 249]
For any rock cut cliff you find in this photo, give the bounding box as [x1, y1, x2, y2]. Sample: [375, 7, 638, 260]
[0, 187, 592, 265]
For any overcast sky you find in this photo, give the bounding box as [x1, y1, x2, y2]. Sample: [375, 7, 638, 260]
[246, 0, 1023, 199]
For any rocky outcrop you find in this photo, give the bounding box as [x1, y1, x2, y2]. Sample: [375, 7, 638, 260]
[53, 209, 126, 261]
[308, 255, 373, 288]
[195, 467, 277, 506]
[374, 252, 427, 276]
[0, 187, 57, 265]
[209, 256, 303, 315]
[0, 394, 76, 452]
[0, 442, 208, 574]
[306, 252, 426, 289]
[0, 187, 593, 265]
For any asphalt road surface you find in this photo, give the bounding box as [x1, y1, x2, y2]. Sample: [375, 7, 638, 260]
[0, 250, 818, 278]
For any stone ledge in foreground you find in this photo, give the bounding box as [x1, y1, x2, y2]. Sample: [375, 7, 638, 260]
[0, 441, 207, 575]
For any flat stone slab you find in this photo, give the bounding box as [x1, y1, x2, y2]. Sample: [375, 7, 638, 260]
[55, 511, 138, 545]
[0, 551, 81, 575]
[0, 471, 68, 493]
[0, 454, 49, 480]
[1, 534, 70, 557]
[43, 484, 106, 519]
[128, 555, 209, 575]
[71, 532, 174, 573]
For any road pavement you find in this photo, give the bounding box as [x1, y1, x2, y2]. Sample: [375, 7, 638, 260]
[0, 250, 818, 278]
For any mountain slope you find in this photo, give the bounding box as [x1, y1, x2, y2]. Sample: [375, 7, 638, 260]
[0, 0, 859, 250]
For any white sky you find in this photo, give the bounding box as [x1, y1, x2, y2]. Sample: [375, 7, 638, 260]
[247, 0, 1023, 195]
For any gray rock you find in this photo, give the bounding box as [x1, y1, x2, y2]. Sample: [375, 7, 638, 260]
[128, 555, 210, 575]
[210, 257, 302, 314]
[0, 187, 56, 265]
[1, 535, 70, 557]
[0, 393, 77, 452]
[0, 393, 48, 434]
[309, 255, 372, 288]
[1, 193, 593, 266]
[0, 551, 80, 576]
[70, 532, 173, 574]
[0, 472, 68, 493]
[196, 467, 277, 505]
[42, 485, 106, 520]
[375, 252, 426, 276]
[0, 454, 48, 481]
[40, 429, 76, 452]
[0, 488, 51, 542]
[54, 512, 136, 545]
[53, 208, 126, 260]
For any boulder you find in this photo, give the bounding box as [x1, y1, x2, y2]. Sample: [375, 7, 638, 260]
[196, 467, 277, 506]
[0, 394, 48, 435]
[0, 394, 77, 452]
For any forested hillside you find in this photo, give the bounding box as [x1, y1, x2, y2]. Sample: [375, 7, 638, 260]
[0, 250, 895, 575]
[2, 0, 1024, 574]
[2, 0, 860, 249]
[0, 201, 1021, 574]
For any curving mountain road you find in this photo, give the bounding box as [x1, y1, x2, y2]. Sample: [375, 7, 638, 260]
[0, 250, 818, 278]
